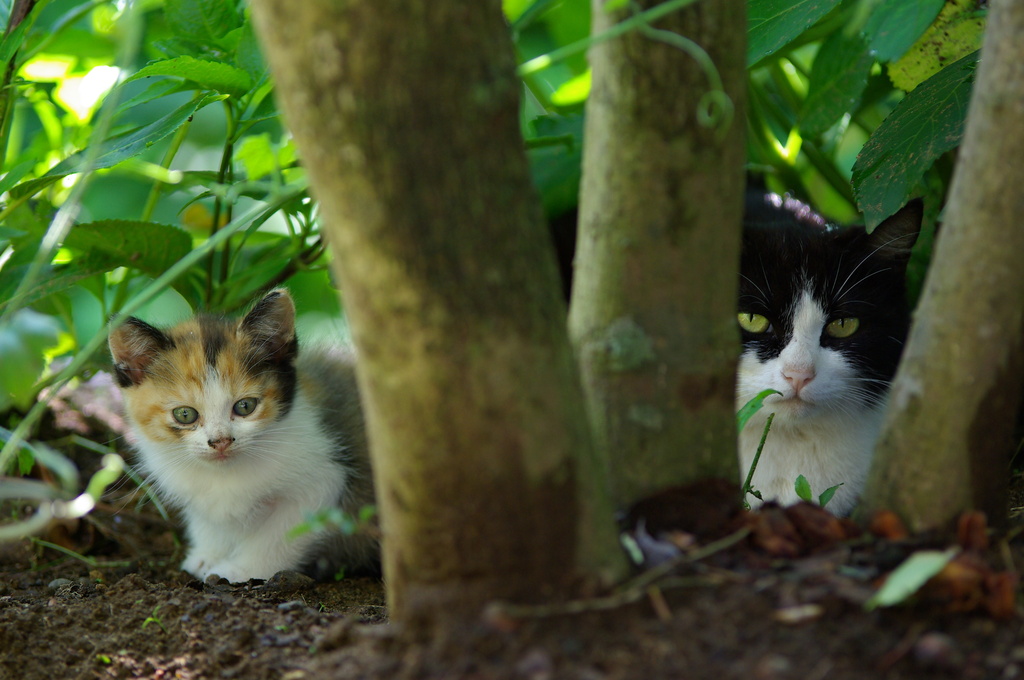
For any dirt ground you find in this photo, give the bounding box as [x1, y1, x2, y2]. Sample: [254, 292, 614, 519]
[2, 377, 1024, 680]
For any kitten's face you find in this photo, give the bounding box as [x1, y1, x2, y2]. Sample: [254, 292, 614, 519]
[737, 196, 922, 426]
[110, 290, 298, 465]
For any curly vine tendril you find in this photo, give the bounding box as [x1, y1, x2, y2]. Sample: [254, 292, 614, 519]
[636, 20, 735, 138]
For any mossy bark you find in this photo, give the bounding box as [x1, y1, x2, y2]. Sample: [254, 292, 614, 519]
[861, 0, 1024, 530]
[249, 1, 625, 633]
[569, 0, 746, 507]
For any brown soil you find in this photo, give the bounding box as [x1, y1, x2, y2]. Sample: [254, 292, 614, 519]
[2, 382, 1024, 680]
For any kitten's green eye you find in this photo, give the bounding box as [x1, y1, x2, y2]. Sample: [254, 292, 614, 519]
[826, 317, 860, 338]
[233, 398, 259, 416]
[738, 312, 770, 334]
[172, 406, 199, 424]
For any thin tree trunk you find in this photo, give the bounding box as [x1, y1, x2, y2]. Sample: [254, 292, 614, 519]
[861, 0, 1024, 530]
[249, 1, 625, 634]
[569, 0, 746, 508]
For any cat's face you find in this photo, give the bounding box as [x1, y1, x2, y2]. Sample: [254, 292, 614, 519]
[110, 290, 298, 466]
[737, 196, 922, 426]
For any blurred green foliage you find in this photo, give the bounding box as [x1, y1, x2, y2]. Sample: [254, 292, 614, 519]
[0, 0, 986, 484]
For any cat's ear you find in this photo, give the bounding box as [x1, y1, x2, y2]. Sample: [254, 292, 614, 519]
[240, 288, 297, 361]
[109, 318, 172, 388]
[866, 198, 923, 262]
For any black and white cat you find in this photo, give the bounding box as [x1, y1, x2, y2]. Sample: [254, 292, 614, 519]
[736, 192, 923, 515]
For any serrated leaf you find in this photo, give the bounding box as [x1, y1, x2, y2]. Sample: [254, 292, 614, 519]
[116, 78, 190, 114]
[12, 94, 223, 198]
[865, 0, 945, 63]
[165, 0, 239, 44]
[853, 52, 976, 228]
[865, 548, 960, 610]
[799, 29, 873, 136]
[794, 475, 812, 502]
[736, 388, 782, 432]
[63, 221, 193, 277]
[234, 20, 267, 84]
[888, 0, 985, 92]
[127, 56, 252, 97]
[748, 0, 842, 67]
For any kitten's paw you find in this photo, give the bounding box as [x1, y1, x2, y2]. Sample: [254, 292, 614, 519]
[203, 561, 264, 584]
[181, 553, 210, 579]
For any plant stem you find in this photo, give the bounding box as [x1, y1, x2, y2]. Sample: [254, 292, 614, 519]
[516, 0, 702, 76]
[741, 412, 775, 505]
[140, 115, 193, 222]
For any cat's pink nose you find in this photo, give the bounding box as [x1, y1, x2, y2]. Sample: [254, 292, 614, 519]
[783, 367, 815, 394]
[208, 436, 235, 453]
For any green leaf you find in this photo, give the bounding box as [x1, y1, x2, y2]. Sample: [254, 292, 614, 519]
[12, 94, 224, 198]
[887, 0, 986, 92]
[236, 133, 276, 181]
[164, 0, 240, 44]
[852, 51, 976, 229]
[0, 309, 63, 412]
[527, 114, 583, 217]
[794, 475, 812, 502]
[0, 258, 115, 315]
[865, 548, 959, 610]
[864, 0, 945, 63]
[63, 221, 193, 278]
[748, 0, 842, 67]
[799, 29, 873, 137]
[818, 483, 843, 508]
[126, 56, 253, 97]
[234, 20, 267, 84]
[0, 159, 34, 196]
[736, 389, 782, 432]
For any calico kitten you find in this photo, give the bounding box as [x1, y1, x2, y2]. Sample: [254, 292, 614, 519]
[109, 289, 377, 582]
[737, 193, 923, 516]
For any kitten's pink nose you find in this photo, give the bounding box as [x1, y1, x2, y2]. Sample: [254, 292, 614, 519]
[208, 436, 235, 453]
[783, 367, 815, 394]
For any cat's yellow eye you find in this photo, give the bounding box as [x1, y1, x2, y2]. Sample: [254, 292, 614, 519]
[737, 312, 770, 334]
[173, 406, 199, 424]
[233, 398, 259, 416]
[826, 317, 860, 338]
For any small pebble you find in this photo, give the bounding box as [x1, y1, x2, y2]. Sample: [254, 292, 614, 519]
[47, 578, 73, 591]
[266, 570, 315, 592]
[277, 600, 306, 612]
[914, 632, 957, 668]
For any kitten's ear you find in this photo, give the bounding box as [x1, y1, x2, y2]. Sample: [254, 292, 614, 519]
[240, 288, 297, 361]
[109, 318, 172, 388]
[867, 198, 923, 262]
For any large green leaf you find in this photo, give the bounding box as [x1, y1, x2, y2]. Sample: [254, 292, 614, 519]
[527, 114, 583, 217]
[853, 52, 977, 228]
[12, 94, 223, 198]
[748, 0, 842, 67]
[0, 258, 113, 316]
[864, 0, 945, 63]
[799, 29, 872, 137]
[164, 0, 240, 44]
[126, 56, 253, 98]
[63, 221, 193, 278]
[0, 310, 62, 413]
[865, 548, 959, 610]
[887, 0, 986, 92]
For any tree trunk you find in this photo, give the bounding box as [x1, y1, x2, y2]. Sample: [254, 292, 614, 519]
[569, 0, 746, 508]
[861, 0, 1024, 531]
[249, 1, 626, 634]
